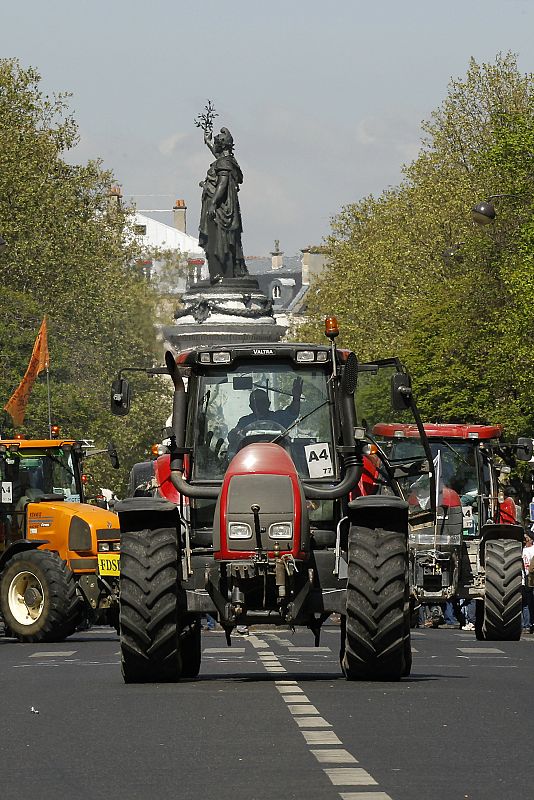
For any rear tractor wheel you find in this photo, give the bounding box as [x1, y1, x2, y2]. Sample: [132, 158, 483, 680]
[483, 539, 522, 641]
[0, 550, 80, 643]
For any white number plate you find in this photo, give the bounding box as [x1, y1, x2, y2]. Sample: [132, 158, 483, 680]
[304, 443, 334, 478]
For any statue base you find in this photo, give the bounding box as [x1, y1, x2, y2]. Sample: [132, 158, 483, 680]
[161, 277, 287, 352]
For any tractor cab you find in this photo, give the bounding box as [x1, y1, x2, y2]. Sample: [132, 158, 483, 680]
[0, 440, 83, 549]
[181, 345, 341, 547]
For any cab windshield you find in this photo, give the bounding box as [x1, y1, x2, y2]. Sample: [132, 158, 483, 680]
[379, 437, 478, 527]
[192, 361, 335, 481]
[1, 448, 81, 506]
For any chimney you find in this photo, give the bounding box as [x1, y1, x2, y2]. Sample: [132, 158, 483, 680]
[271, 239, 284, 270]
[108, 185, 123, 212]
[301, 247, 310, 286]
[173, 199, 187, 233]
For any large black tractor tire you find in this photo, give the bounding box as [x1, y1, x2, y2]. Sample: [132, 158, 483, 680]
[483, 539, 522, 641]
[343, 527, 409, 681]
[0, 550, 80, 643]
[179, 616, 202, 679]
[119, 527, 182, 683]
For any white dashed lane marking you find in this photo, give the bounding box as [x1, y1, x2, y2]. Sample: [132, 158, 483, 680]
[287, 704, 320, 714]
[339, 794, 392, 800]
[324, 768, 378, 786]
[457, 647, 504, 654]
[311, 750, 358, 764]
[29, 651, 76, 658]
[295, 716, 331, 728]
[302, 730, 343, 745]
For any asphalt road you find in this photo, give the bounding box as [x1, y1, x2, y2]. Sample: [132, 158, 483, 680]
[0, 623, 532, 800]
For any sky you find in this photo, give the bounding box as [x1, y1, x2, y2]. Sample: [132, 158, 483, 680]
[3, 0, 534, 257]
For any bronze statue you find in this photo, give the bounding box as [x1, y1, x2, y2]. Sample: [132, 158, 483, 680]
[196, 103, 248, 283]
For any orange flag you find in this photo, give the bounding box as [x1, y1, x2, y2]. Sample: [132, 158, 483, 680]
[4, 316, 50, 426]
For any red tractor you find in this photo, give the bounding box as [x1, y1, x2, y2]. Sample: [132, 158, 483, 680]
[361, 422, 532, 640]
[111, 322, 435, 683]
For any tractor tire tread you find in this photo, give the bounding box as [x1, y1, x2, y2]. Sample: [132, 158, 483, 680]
[120, 527, 182, 683]
[343, 527, 409, 681]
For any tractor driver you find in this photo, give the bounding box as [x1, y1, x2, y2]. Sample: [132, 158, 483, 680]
[228, 378, 303, 450]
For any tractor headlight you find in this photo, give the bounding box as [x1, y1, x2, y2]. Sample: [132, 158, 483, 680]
[112, 542, 121, 552]
[228, 522, 252, 539]
[212, 351, 231, 364]
[99, 542, 110, 552]
[269, 522, 293, 539]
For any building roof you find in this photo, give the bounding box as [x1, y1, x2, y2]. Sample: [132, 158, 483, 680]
[133, 212, 204, 255]
[245, 255, 302, 275]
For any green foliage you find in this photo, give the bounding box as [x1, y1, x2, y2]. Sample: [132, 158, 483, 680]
[0, 59, 171, 494]
[297, 53, 534, 437]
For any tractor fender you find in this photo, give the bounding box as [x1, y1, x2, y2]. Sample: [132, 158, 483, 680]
[154, 453, 181, 504]
[0, 539, 49, 572]
[115, 496, 180, 534]
[479, 522, 524, 568]
[348, 495, 409, 536]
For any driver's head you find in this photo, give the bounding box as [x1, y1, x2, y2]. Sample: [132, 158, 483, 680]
[249, 389, 270, 415]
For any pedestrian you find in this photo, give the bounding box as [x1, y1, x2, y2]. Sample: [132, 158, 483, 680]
[522, 532, 534, 633]
[459, 599, 476, 631]
[202, 614, 216, 631]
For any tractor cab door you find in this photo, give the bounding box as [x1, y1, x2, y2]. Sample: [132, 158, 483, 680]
[0, 451, 26, 543]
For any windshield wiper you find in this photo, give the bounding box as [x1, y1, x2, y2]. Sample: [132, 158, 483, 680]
[270, 399, 331, 443]
[46, 452, 76, 480]
[436, 438, 472, 466]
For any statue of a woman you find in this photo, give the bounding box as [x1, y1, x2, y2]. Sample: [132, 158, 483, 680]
[199, 127, 248, 283]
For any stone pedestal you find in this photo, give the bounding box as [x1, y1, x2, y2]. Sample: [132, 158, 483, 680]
[161, 277, 287, 352]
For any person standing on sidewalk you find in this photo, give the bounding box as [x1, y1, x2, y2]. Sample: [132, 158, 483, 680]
[522, 532, 534, 633]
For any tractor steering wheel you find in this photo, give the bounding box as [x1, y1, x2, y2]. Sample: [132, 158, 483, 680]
[230, 420, 289, 457]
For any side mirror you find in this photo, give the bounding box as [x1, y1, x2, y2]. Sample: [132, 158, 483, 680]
[391, 372, 412, 411]
[107, 441, 120, 469]
[111, 378, 131, 416]
[516, 437, 533, 462]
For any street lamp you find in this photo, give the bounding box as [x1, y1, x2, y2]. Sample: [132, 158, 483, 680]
[472, 193, 527, 226]
[472, 201, 496, 225]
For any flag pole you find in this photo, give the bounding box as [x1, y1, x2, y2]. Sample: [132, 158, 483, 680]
[46, 366, 52, 437]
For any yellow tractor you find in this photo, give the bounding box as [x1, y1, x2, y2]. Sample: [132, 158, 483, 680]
[0, 437, 120, 642]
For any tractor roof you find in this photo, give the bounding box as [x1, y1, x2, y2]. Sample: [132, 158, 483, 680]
[373, 423, 503, 440]
[173, 342, 336, 367]
[0, 439, 76, 449]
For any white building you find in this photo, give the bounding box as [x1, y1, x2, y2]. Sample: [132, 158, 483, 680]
[132, 199, 207, 291]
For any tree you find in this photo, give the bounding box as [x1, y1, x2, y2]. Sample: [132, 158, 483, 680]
[298, 53, 534, 435]
[0, 59, 171, 493]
